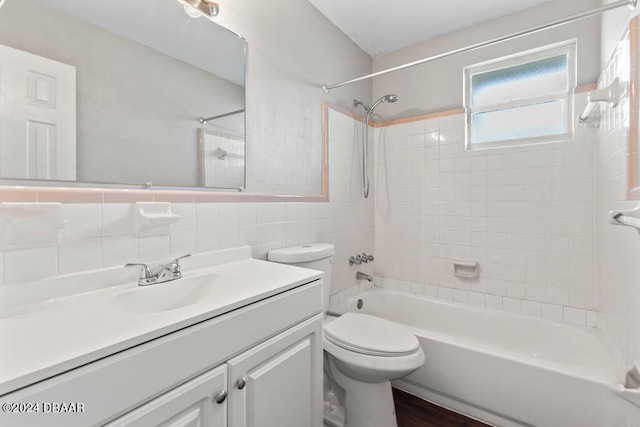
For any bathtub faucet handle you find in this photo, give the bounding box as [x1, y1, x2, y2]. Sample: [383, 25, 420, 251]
[349, 255, 362, 266]
[361, 253, 374, 263]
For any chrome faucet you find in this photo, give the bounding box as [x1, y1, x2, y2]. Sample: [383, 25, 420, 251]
[126, 254, 191, 286]
[349, 252, 374, 266]
[356, 271, 373, 282]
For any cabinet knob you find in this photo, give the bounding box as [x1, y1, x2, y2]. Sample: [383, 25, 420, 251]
[236, 376, 247, 390]
[214, 390, 228, 404]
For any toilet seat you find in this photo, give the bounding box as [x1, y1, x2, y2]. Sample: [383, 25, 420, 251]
[324, 313, 419, 357]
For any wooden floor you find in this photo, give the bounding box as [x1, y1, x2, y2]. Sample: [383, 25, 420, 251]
[393, 388, 490, 427]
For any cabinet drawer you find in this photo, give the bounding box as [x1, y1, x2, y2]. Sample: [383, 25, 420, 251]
[0, 280, 322, 427]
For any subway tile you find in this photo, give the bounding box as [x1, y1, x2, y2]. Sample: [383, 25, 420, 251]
[219, 203, 239, 227]
[170, 230, 198, 257]
[61, 204, 102, 240]
[541, 303, 564, 322]
[59, 239, 103, 274]
[196, 203, 219, 229]
[103, 236, 138, 267]
[139, 236, 170, 262]
[171, 204, 197, 230]
[4, 247, 57, 283]
[563, 307, 587, 326]
[485, 294, 503, 311]
[102, 204, 135, 237]
[503, 297, 522, 314]
[522, 300, 542, 317]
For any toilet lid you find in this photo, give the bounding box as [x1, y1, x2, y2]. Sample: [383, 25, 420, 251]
[324, 313, 419, 357]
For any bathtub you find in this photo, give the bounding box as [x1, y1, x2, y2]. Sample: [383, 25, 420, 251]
[333, 289, 640, 427]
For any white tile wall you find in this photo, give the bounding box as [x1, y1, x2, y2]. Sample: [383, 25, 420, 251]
[0, 109, 374, 307]
[373, 111, 599, 326]
[594, 27, 640, 376]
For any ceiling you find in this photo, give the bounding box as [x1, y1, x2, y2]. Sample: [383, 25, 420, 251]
[307, 0, 555, 57]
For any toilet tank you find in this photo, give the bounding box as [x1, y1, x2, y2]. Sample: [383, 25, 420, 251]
[268, 243, 335, 314]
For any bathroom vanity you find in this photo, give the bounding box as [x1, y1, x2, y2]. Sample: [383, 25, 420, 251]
[0, 247, 324, 426]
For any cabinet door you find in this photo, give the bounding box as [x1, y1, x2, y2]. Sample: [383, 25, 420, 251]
[105, 364, 228, 427]
[227, 314, 323, 427]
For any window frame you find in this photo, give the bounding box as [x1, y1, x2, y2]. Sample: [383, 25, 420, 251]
[464, 40, 577, 151]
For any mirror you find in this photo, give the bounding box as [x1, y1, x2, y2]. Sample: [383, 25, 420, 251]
[0, 0, 246, 190]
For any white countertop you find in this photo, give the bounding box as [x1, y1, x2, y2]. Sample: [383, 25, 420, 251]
[0, 247, 322, 396]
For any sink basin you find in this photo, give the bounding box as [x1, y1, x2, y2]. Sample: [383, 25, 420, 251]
[111, 274, 232, 313]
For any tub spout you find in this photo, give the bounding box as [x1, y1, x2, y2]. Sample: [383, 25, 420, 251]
[356, 271, 373, 282]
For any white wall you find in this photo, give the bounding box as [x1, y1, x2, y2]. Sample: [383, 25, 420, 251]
[371, 0, 601, 120]
[596, 1, 640, 376]
[214, 0, 373, 195]
[601, 0, 635, 66]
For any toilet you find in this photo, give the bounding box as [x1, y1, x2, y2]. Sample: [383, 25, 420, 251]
[268, 243, 425, 427]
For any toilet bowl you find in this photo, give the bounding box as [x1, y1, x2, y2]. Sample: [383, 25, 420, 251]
[268, 243, 425, 427]
[324, 313, 425, 383]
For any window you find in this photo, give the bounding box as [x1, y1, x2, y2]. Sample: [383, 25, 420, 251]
[464, 40, 576, 150]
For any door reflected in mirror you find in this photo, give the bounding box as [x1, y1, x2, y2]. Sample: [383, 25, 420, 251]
[0, 0, 246, 190]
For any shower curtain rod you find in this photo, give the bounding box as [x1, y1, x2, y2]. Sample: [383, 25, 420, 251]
[321, 0, 637, 93]
[199, 109, 245, 124]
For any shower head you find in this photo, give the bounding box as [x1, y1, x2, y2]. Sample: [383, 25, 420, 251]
[368, 93, 399, 115]
[354, 94, 399, 117]
[384, 94, 399, 103]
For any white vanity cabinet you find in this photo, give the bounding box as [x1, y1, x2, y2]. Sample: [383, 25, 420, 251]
[107, 315, 321, 427]
[0, 277, 323, 427]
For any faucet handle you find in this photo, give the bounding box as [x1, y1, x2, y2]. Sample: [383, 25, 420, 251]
[362, 253, 374, 263]
[173, 254, 192, 264]
[169, 254, 192, 275]
[125, 263, 152, 279]
[349, 255, 362, 266]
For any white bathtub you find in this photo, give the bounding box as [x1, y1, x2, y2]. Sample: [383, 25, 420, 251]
[333, 289, 640, 427]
